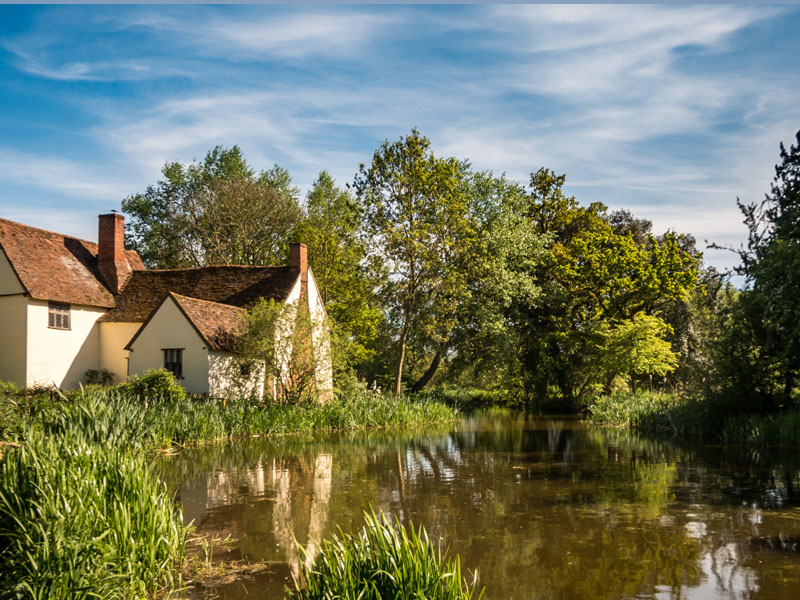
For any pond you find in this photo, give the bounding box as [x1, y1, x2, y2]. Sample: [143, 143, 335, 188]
[158, 409, 800, 599]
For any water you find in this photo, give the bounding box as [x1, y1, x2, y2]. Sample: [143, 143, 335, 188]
[159, 409, 800, 599]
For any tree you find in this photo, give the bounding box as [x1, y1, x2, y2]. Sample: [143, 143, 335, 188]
[295, 172, 383, 374]
[724, 130, 800, 409]
[597, 313, 678, 392]
[122, 146, 302, 268]
[353, 130, 475, 395]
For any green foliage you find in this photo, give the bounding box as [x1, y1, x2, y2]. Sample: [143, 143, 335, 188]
[714, 130, 800, 411]
[122, 145, 301, 268]
[0, 427, 185, 599]
[288, 510, 482, 600]
[84, 368, 114, 386]
[296, 172, 383, 371]
[587, 391, 709, 437]
[118, 369, 187, 401]
[596, 314, 678, 392]
[354, 129, 477, 395]
[721, 409, 800, 446]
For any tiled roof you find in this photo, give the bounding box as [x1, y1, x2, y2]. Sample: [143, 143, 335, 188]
[100, 265, 300, 322]
[0, 217, 144, 308]
[169, 293, 246, 352]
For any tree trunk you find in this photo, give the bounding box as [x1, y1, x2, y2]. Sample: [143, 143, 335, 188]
[392, 317, 411, 396]
[411, 349, 443, 393]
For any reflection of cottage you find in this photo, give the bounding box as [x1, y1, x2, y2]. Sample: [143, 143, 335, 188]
[0, 214, 332, 399]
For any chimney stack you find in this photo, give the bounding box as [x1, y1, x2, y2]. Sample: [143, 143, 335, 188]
[289, 242, 308, 283]
[98, 213, 130, 294]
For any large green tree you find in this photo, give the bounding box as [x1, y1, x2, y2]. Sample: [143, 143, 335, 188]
[722, 130, 800, 410]
[353, 130, 476, 395]
[122, 146, 302, 268]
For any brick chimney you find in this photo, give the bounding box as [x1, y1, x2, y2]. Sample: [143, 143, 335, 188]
[289, 242, 308, 283]
[98, 212, 130, 294]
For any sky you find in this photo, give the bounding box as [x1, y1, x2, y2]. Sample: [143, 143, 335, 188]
[1, 4, 799, 274]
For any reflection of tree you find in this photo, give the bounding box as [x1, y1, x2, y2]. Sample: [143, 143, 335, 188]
[158, 413, 800, 600]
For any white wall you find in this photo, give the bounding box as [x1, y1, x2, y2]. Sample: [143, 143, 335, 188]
[127, 297, 209, 394]
[208, 351, 265, 399]
[99, 322, 140, 384]
[26, 300, 104, 389]
[307, 269, 333, 402]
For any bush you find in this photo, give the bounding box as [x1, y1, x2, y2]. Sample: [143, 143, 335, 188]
[288, 510, 482, 600]
[118, 369, 186, 401]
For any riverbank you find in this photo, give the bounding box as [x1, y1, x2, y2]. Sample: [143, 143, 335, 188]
[587, 390, 800, 446]
[0, 383, 462, 598]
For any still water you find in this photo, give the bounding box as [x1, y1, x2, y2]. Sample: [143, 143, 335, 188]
[158, 409, 800, 599]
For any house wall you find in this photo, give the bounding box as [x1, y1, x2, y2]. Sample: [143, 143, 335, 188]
[307, 269, 333, 402]
[127, 297, 209, 394]
[208, 351, 265, 399]
[99, 322, 140, 384]
[0, 249, 27, 386]
[26, 300, 104, 389]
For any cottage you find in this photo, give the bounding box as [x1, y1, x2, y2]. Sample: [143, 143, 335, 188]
[0, 213, 332, 399]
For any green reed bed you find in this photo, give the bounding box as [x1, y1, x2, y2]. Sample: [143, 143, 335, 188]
[587, 391, 709, 437]
[721, 409, 800, 447]
[289, 510, 482, 600]
[0, 428, 185, 599]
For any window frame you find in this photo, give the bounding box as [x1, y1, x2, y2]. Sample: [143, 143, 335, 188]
[47, 302, 71, 330]
[162, 348, 184, 380]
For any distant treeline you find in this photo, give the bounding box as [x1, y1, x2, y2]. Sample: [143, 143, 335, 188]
[122, 128, 800, 415]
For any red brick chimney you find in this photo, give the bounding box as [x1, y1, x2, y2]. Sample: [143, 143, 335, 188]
[289, 242, 308, 282]
[289, 242, 308, 300]
[98, 212, 130, 294]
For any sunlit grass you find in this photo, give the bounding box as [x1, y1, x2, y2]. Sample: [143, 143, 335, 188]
[587, 391, 708, 437]
[289, 510, 482, 600]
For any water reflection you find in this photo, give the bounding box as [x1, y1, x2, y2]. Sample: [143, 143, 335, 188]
[159, 410, 800, 599]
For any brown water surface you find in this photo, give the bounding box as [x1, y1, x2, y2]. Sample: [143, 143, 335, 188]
[158, 409, 800, 599]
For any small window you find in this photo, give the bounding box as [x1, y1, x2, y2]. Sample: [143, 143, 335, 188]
[163, 348, 183, 379]
[48, 302, 70, 330]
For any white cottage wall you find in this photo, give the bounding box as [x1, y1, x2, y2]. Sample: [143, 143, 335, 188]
[127, 297, 210, 394]
[26, 300, 104, 389]
[307, 269, 333, 401]
[99, 322, 140, 384]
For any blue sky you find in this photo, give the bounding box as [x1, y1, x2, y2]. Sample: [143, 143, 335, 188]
[1, 5, 799, 273]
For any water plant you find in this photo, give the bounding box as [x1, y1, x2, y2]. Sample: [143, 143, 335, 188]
[288, 510, 482, 600]
[0, 428, 185, 599]
[587, 391, 708, 437]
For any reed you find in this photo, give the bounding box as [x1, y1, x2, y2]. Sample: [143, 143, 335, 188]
[721, 409, 800, 447]
[0, 428, 185, 599]
[587, 391, 709, 437]
[289, 510, 482, 600]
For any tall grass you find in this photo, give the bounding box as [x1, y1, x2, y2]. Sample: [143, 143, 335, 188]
[721, 409, 800, 447]
[587, 391, 709, 437]
[0, 428, 185, 599]
[289, 510, 482, 600]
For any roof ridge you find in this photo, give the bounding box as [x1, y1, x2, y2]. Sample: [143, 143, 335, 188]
[169, 291, 246, 310]
[147, 264, 292, 273]
[0, 216, 98, 248]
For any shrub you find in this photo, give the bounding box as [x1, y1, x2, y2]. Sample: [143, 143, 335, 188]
[84, 368, 115, 386]
[119, 369, 187, 401]
[288, 510, 482, 600]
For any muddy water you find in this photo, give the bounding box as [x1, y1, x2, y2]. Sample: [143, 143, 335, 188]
[158, 409, 800, 599]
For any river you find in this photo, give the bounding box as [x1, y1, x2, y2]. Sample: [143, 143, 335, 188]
[157, 408, 800, 599]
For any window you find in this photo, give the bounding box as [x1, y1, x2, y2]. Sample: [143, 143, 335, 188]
[163, 348, 183, 379]
[48, 302, 70, 330]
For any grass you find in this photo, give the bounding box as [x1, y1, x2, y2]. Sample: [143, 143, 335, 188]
[586, 391, 709, 438]
[288, 510, 482, 600]
[720, 409, 800, 447]
[0, 382, 462, 598]
[0, 427, 185, 599]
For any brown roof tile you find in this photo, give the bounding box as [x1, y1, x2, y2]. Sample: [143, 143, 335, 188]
[0, 217, 143, 307]
[101, 265, 299, 323]
[169, 292, 246, 352]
